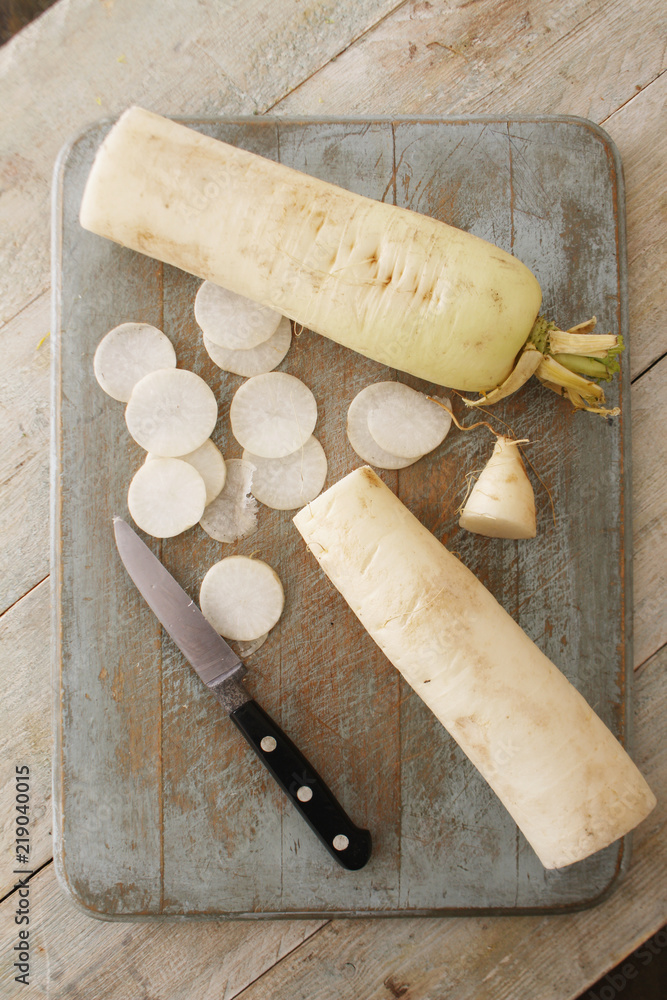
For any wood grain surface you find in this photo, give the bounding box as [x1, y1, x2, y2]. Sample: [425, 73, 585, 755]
[52, 114, 631, 918]
[0, 0, 665, 994]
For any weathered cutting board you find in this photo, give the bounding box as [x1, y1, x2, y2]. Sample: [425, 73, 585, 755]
[52, 116, 631, 918]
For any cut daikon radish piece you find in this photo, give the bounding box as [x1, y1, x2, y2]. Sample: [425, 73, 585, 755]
[243, 436, 327, 510]
[459, 436, 537, 539]
[347, 384, 422, 470]
[125, 368, 218, 456]
[146, 438, 226, 506]
[203, 315, 292, 377]
[194, 280, 281, 350]
[199, 458, 258, 543]
[199, 556, 285, 641]
[293, 468, 656, 870]
[128, 457, 206, 538]
[366, 382, 452, 458]
[230, 372, 317, 458]
[93, 322, 176, 401]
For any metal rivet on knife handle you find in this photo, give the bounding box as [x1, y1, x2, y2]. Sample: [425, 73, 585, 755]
[297, 785, 313, 802]
[333, 835, 350, 851]
[260, 736, 277, 752]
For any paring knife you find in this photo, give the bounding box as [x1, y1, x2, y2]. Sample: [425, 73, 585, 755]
[113, 517, 372, 871]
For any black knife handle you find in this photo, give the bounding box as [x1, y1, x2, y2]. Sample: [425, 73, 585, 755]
[228, 699, 372, 871]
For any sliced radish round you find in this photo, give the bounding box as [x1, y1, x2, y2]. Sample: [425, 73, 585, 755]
[230, 372, 317, 458]
[146, 438, 226, 506]
[93, 322, 176, 402]
[199, 458, 258, 543]
[347, 384, 422, 470]
[127, 458, 207, 538]
[194, 281, 281, 350]
[199, 556, 285, 641]
[232, 633, 269, 659]
[125, 368, 218, 457]
[242, 435, 327, 510]
[367, 382, 452, 458]
[203, 315, 292, 377]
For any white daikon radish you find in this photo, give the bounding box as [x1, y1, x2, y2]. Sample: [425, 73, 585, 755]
[93, 321, 176, 401]
[194, 280, 281, 350]
[199, 556, 284, 641]
[146, 438, 226, 506]
[365, 381, 452, 458]
[347, 385, 422, 470]
[293, 467, 656, 869]
[199, 458, 258, 543]
[233, 633, 269, 658]
[203, 316, 292, 377]
[230, 372, 317, 458]
[128, 457, 206, 538]
[79, 107, 622, 413]
[125, 368, 218, 456]
[459, 436, 537, 539]
[243, 436, 327, 510]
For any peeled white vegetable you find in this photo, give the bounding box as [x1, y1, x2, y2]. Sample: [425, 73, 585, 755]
[203, 316, 292, 377]
[146, 438, 226, 506]
[199, 458, 258, 543]
[199, 556, 285, 641]
[93, 322, 176, 401]
[230, 372, 317, 458]
[79, 107, 622, 414]
[293, 467, 656, 870]
[128, 457, 206, 537]
[347, 385, 422, 470]
[365, 381, 452, 459]
[243, 436, 327, 510]
[194, 280, 281, 350]
[459, 436, 537, 539]
[125, 368, 218, 456]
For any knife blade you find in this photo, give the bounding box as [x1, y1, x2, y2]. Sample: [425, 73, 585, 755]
[113, 517, 372, 871]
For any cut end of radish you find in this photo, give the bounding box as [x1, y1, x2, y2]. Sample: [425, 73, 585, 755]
[459, 436, 537, 539]
[243, 435, 328, 510]
[93, 322, 176, 402]
[194, 280, 281, 350]
[203, 315, 292, 377]
[230, 371, 318, 458]
[199, 555, 285, 641]
[128, 457, 207, 538]
[199, 458, 258, 543]
[125, 367, 218, 456]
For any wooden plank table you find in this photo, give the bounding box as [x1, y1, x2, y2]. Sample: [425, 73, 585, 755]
[1, 0, 665, 994]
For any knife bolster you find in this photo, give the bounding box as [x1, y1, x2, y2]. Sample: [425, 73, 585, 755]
[210, 676, 252, 713]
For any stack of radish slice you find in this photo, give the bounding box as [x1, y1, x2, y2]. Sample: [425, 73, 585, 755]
[196, 281, 292, 376]
[347, 381, 452, 470]
[93, 323, 228, 539]
[230, 372, 328, 510]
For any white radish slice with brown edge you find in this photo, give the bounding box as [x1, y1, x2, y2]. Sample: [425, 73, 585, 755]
[230, 371, 317, 458]
[125, 368, 217, 457]
[366, 381, 453, 459]
[194, 280, 281, 350]
[347, 384, 422, 470]
[128, 457, 207, 538]
[459, 436, 537, 539]
[199, 556, 285, 641]
[199, 458, 258, 543]
[203, 315, 292, 377]
[93, 322, 176, 401]
[242, 435, 327, 510]
[146, 438, 226, 506]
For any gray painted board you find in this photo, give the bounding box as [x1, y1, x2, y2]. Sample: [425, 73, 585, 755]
[52, 116, 630, 918]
